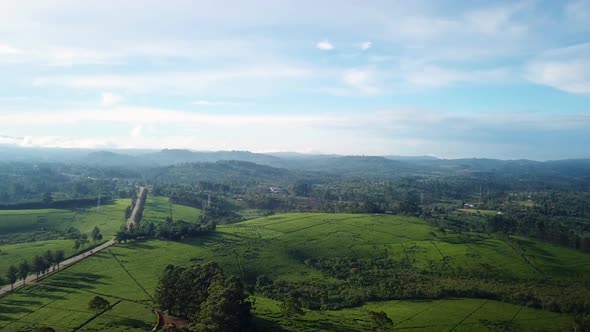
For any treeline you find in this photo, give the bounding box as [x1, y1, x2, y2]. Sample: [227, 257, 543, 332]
[115, 218, 216, 242]
[3, 250, 65, 291]
[2, 227, 104, 289]
[425, 203, 590, 254]
[254, 256, 590, 327]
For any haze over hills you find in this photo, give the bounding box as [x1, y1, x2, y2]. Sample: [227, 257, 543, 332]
[1, 145, 589, 186]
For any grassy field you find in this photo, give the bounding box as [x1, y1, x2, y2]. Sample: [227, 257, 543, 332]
[253, 296, 572, 331]
[0, 240, 574, 331]
[141, 196, 201, 224]
[0, 213, 586, 331]
[0, 199, 130, 277]
[0, 199, 129, 237]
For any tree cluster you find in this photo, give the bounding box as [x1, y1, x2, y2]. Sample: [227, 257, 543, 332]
[115, 218, 215, 242]
[155, 263, 252, 332]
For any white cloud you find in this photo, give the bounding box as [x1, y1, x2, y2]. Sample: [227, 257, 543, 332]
[130, 125, 143, 138]
[341, 68, 380, 94]
[1, 107, 588, 159]
[48, 47, 119, 66]
[316, 40, 334, 50]
[526, 43, 590, 94]
[192, 100, 242, 106]
[360, 41, 372, 51]
[100, 92, 124, 106]
[403, 65, 510, 88]
[34, 65, 314, 94]
[0, 42, 20, 55]
[463, 4, 526, 35]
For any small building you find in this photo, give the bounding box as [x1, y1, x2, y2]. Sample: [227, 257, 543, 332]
[269, 186, 282, 194]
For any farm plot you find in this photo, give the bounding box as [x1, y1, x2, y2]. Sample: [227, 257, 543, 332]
[140, 196, 201, 224]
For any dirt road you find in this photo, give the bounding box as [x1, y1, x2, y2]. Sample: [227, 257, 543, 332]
[127, 186, 147, 230]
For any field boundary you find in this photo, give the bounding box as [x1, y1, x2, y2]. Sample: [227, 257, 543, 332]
[71, 299, 123, 331]
[448, 299, 488, 331]
[0, 286, 76, 330]
[108, 249, 154, 301]
[393, 300, 446, 327]
[501, 238, 547, 276]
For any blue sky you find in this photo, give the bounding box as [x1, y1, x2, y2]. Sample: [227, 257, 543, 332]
[0, 0, 589, 160]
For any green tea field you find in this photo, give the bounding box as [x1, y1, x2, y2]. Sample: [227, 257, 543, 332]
[141, 196, 202, 224]
[1, 213, 586, 331]
[0, 199, 130, 276]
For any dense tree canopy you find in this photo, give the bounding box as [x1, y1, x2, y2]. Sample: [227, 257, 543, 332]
[155, 263, 252, 332]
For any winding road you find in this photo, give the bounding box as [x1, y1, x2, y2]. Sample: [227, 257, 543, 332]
[0, 187, 147, 298]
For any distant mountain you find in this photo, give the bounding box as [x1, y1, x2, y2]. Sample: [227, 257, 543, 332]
[281, 155, 426, 177]
[84, 151, 139, 167]
[384, 155, 439, 161]
[147, 160, 294, 184]
[140, 149, 286, 167]
[1, 146, 589, 183]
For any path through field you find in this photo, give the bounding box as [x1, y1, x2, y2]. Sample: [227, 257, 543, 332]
[127, 186, 147, 230]
[0, 187, 147, 298]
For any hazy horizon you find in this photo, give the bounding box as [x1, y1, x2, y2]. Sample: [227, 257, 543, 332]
[1, 1, 589, 160]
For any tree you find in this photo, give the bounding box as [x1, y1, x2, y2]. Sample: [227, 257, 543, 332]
[43, 250, 54, 272]
[367, 310, 393, 331]
[54, 250, 65, 269]
[79, 234, 89, 248]
[42, 192, 53, 206]
[91, 226, 102, 242]
[32, 255, 46, 279]
[6, 265, 18, 291]
[18, 260, 30, 285]
[88, 296, 110, 312]
[193, 276, 253, 332]
[155, 263, 252, 331]
[74, 239, 81, 250]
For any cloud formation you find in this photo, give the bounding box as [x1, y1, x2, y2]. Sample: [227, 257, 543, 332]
[316, 40, 334, 50]
[1, 106, 588, 159]
[526, 43, 590, 94]
[100, 92, 124, 106]
[0, 1, 589, 159]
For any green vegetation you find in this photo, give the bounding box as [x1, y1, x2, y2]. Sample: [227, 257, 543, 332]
[0, 199, 129, 282]
[141, 196, 202, 224]
[0, 199, 129, 241]
[2, 152, 590, 331]
[253, 296, 573, 331]
[1, 213, 587, 331]
[156, 263, 253, 331]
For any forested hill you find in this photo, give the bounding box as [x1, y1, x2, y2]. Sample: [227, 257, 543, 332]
[145, 160, 298, 185]
[1, 147, 590, 196]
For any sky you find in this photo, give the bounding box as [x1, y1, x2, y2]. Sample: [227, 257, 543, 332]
[0, 0, 589, 160]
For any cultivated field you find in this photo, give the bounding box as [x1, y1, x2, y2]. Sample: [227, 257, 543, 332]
[1, 213, 585, 331]
[0, 199, 130, 277]
[141, 196, 202, 224]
